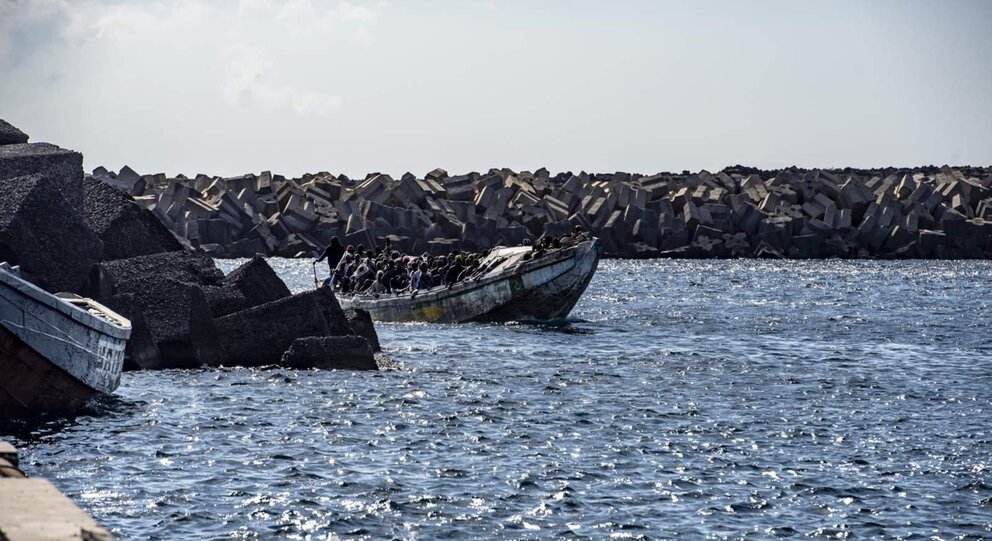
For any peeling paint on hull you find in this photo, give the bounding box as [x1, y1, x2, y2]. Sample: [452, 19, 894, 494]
[339, 239, 600, 323]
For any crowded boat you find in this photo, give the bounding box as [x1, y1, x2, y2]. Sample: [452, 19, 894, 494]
[316, 227, 591, 297]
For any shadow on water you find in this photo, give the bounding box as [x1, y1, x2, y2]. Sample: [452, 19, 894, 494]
[503, 318, 597, 335]
[0, 394, 141, 446]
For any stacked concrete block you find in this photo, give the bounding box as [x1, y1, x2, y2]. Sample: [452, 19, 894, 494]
[87, 160, 992, 259]
[0, 119, 384, 377]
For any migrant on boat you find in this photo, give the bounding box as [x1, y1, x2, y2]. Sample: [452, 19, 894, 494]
[337, 238, 601, 323]
[0, 262, 131, 417]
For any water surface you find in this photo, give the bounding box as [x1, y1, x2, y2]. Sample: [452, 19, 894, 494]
[4, 259, 991, 539]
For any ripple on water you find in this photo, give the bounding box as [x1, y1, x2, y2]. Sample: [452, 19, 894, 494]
[1, 259, 990, 538]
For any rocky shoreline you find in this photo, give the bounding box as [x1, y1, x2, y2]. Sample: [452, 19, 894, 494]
[1, 119, 380, 374]
[90, 163, 992, 260]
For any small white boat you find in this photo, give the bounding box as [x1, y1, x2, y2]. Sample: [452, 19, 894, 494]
[0, 262, 131, 417]
[339, 239, 600, 323]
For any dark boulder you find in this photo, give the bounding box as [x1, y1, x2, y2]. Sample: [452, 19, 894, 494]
[82, 176, 183, 261]
[0, 174, 102, 293]
[214, 291, 331, 367]
[280, 336, 377, 370]
[344, 308, 381, 352]
[202, 285, 249, 319]
[308, 287, 354, 337]
[103, 277, 227, 369]
[83, 250, 225, 300]
[112, 302, 159, 371]
[205, 257, 292, 318]
[0, 143, 83, 211]
[0, 119, 28, 145]
[222, 256, 290, 311]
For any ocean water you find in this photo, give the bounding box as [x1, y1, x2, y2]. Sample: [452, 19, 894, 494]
[3, 259, 991, 539]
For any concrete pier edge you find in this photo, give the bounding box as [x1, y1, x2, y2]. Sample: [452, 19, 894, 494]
[0, 439, 115, 541]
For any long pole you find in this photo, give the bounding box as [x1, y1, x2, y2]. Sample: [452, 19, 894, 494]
[312, 261, 319, 289]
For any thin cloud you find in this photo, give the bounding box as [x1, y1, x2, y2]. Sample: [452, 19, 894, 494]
[224, 47, 343, 116]
[1, 0, 380, 119]
[240, 0, 380, 43]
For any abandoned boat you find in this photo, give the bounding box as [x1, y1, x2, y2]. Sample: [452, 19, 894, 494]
[339, 238, 600, 323]
[0, 262, 131, 417]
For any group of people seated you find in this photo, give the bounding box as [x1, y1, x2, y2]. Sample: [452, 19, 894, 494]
[316, 227, 590, 297]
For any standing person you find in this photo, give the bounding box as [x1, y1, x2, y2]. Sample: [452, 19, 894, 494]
[316, 237, 345, 287]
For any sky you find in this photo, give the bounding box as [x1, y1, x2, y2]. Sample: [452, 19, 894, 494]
[1, 0, 990, 179]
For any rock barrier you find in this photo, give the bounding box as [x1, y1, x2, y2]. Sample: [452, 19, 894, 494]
[0, 118, 382, 373]
[89, 164, 992, 259]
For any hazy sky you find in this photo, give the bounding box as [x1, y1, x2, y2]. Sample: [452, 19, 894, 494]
[2, 0, 990, 178]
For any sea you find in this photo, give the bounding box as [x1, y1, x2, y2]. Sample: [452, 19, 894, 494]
[3, 259, 991, 539]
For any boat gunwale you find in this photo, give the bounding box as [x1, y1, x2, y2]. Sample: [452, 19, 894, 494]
[340, 240, 592, 309]
[0, 268, 131, 339]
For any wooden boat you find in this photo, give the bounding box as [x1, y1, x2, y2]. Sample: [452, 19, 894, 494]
[339, 238, 600, 323]
[0, 262, 131, 418]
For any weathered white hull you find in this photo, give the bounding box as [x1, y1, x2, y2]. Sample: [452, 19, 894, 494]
[0, 264, 130, 416]
[340, 239, 600, 323]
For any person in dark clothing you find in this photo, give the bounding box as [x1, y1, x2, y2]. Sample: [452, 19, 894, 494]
[444, 255, 464, 286]
[316, 237, 345, 287]
[379, 260, 398, 294]
[418, 262, 433, 290]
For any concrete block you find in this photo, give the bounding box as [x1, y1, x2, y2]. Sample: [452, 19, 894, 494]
[221, 256, 291, 313]
[280, 336, 377, 370]
[105, 276, 226, 369]
[391, 176, 428, 207]
[757, 217, 792, 252]
[354, 174, 393, 205]
[83, 176, 183, 261]
[84, 250, 225, 300]
[732, 201, 766, 237]
[214, 291, 331, 367]
[789, 234, 820, 258]
[442, 174, 475, 201]
[344, 308, 381, 352]
[977, 198, 992, 221]
[0, 118, 29, 145]
[804, 217, 833, 238]
[0, 143, 84, 211]
[857, 214, 889, 251]
[0, 174, 102, 293]
[883, 225, 915, 253]
[659, 228, 689, 251]
[917, 229, 946, 258]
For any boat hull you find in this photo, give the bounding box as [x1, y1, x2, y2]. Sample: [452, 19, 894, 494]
[0, 266, 130, 417]
[0, 328, 97, 418]
[340, 239, 600, 323]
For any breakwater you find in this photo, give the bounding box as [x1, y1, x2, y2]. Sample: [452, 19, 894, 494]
[90, 164, 992, 259]
[1, 118, 381, 384]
